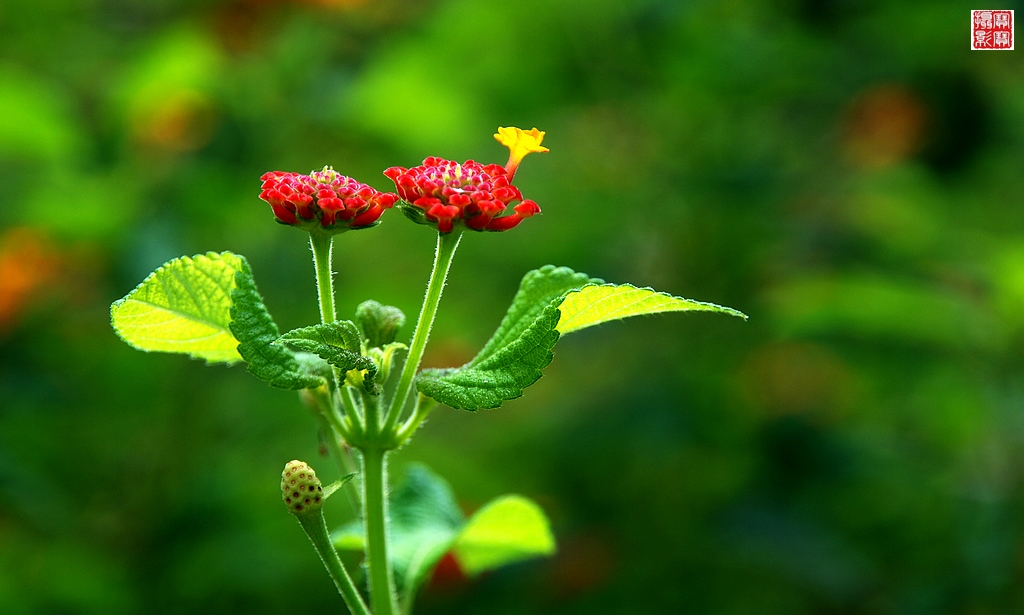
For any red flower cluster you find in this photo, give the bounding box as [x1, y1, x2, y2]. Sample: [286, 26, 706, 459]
[383, 158, 540, 233]
[259, 167, 398, 232]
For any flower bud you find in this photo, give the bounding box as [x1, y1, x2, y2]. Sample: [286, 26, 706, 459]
[281, 460, 324, 516]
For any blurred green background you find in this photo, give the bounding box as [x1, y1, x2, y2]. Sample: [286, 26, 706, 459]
[2, 0, 1023, 613]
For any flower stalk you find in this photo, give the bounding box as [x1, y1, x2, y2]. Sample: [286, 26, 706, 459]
[310, 232, 365, 433]
[382, 230, 463, 437]
[362, 447, 398, 615]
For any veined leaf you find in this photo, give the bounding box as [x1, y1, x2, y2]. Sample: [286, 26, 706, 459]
[277, 322, 377, 392]
[110, 252, 244, 364]
[557, 283, 747, 334]
[453, 495, 555, 576]
[415, 266, 599, 410]
[472, 266, 600, 363]
[277, 321, 364, 369]
[416, 265, 745, 410]
[229, 258, 324, 390]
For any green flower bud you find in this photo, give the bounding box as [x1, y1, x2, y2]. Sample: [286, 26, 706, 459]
[355, 300, 406, 348]
[281, 460, 324, 515]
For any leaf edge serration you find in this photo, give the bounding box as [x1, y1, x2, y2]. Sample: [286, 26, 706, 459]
[228, 256, 324, 390]
[414, 265, 746, 411]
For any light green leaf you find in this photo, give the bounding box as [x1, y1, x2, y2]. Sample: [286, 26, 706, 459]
[453, 495, 555, 576]
[229, 258, 324, 390]
[416, 265, 745, 411]
[557, 283, 747, 334]
[277, 322, 377, 391]
[110, 251, 244, 364]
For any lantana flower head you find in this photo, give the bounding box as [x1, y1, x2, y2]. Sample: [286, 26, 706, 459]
[259, 166, 398, 233]
[383, 127, 548, 234]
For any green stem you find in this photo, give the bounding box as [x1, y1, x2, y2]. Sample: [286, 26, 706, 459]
[382, 231, 463, 436]
[362, 447, 398, 615]
[310, 232, 337, 325]
[339, 386, 365, 436]
[313, 411, 362, 514]
[395, 394, 438, 447]
[310, 232, 365, 431]
[364, 390, 381, 436]
[296, 511, 371, 615]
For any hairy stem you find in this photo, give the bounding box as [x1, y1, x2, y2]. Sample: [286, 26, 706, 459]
[395, 393, 438, 447]
[364, 390, 381, 436]
[310, 232, 365, 430]
[362, 447, 398, 615]
[296, 511, 371, 615]
[309, 232, 337, 326]
[382, 231, 463, 436]
[313, 411, 361, 514]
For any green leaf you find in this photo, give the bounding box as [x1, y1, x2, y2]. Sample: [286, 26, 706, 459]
[473, 266, 602, 363]
[277, 321, 377, 391]
[557, 283, 747, 334]
[322, 473, 357, 500]
[331, 464, 556, 610]
[453, 495, 556, 576]
[110, 251, 245, 364]
[355, 300, 406, 348]
[415, 266, 600, 410]
[416, 265, 745, 411]
[332, 464, 463, 601]
[278, 321, 376, 392]
[229, 258, 324, 390]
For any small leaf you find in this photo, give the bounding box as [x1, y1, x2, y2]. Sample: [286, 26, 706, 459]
[322, 473, 357, 500]
[110, 251, 245, 364]
[453, 495, 555, 576]
[355, 300, 406, 348]
[332, 464, 463, 600]
[416, 266, 745, 411]
[278, 322, 377, 392]
[229, 259, 323, 390]
[557, 283, 747, 334]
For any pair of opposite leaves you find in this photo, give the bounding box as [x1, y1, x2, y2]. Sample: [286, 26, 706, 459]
[110, 251, 745, 411]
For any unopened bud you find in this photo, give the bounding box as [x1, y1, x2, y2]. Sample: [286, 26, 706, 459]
[281, 460, 324, 515]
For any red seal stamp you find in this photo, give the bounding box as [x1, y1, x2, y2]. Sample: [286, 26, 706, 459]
[972, 10, 1014, 50]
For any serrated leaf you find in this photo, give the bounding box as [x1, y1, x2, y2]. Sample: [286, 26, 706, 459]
[416, 266, 600, 410]
[355, 300, 406, 348]
[277, 321, 377, 392]
[472, 266, 601, 363]
[416, 265, 745, 411]
[332, 464, 463, 602]
[110, 251, 244, 364]
[229, 258, 323, 390]
[557, 283, 747, 334]
[453, 495, 555, 576]
[415, 307, 559, 411]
